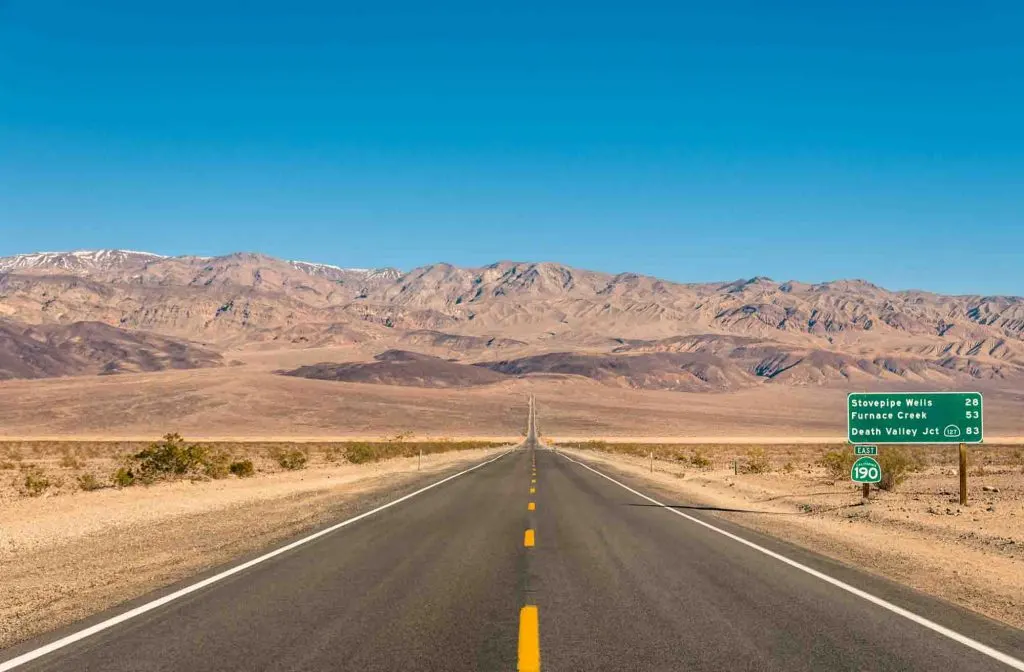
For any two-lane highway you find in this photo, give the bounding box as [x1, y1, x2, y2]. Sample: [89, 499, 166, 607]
[3, 403, 1024, 670]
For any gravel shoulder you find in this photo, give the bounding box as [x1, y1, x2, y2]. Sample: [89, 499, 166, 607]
[0, 447, 509, 649]
[559, 446, 1024, 631]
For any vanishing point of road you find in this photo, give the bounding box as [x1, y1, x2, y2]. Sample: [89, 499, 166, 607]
[3, 397, 1023, 671]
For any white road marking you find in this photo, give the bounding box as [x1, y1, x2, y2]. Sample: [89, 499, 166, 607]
[556, 450, 1024, 671]
[0, 449, 515, 671]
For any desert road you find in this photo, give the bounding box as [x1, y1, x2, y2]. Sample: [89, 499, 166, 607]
[3, 404, 1024, 671]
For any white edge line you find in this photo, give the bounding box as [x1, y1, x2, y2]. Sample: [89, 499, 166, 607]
[0, 448, 516, 671]
[555, 449, 1024, 671]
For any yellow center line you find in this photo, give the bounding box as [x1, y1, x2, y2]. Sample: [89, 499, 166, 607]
[531, 478, 536, 484]
[518, 605, 541, 672]
[528, 502, 536, 511]
[524, 529, 535, 547]
[530, 487, 536, 494]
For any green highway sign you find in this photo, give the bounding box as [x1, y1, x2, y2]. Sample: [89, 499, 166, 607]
[854, 445, 877, 455]
[848, 392, 983, 444]
[851, 456, 882, 483]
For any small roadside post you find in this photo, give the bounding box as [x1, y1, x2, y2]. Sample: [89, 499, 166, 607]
[418, 448, 422, 471]
[650, 451, 654, 473]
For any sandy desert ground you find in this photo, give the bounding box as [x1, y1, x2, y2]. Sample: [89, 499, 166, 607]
[1, 364, 1023, 440]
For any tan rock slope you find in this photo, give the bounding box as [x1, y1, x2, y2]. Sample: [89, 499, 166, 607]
[2, 249, 1023, 391]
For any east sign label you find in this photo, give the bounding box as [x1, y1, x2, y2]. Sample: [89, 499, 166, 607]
[851, 456, 882, 483]
[854, 445, 878, 455]
[847, 392, 983, 444]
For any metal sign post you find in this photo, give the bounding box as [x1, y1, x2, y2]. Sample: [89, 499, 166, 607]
[959, 443, 968, 506]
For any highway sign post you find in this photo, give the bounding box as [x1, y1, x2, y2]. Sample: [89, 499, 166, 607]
[959, 442, 968, 507]
[847, 392, 982, 505]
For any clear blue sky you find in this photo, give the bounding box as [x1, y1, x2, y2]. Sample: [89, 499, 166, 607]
[1, 1, 1022, 295]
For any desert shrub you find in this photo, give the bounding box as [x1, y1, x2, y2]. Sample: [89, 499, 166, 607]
[21, 467, 51, 497]
[0, 461, 16, 470]
[323, 446, 342, 463]
[112, 466, 135, 488]
[229, 459, 255, 477]
[203, 449, 233, 479]
[820, 450, 855, 480]
[130, 434, 210, 483]
[782, 461, 796, 474]
[877, 447, 913, 491]
[743, 446, 771, 474]
[274, 448, 308, 470]
[345, 443, 379, 465]
[690, 451, 712, 469]
[110, 434, 224, 485]
[77, 472, 103, 491]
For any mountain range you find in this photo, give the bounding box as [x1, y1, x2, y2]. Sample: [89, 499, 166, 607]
[1, 249, 1022, 391]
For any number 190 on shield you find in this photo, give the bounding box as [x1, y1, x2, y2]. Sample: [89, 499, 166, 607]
[851, 456, 882, 484]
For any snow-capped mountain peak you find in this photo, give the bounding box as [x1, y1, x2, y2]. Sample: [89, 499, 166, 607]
[287, 260, 346, 274]
[287, 259, 401, 281]
[0, 249, 166, 273]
